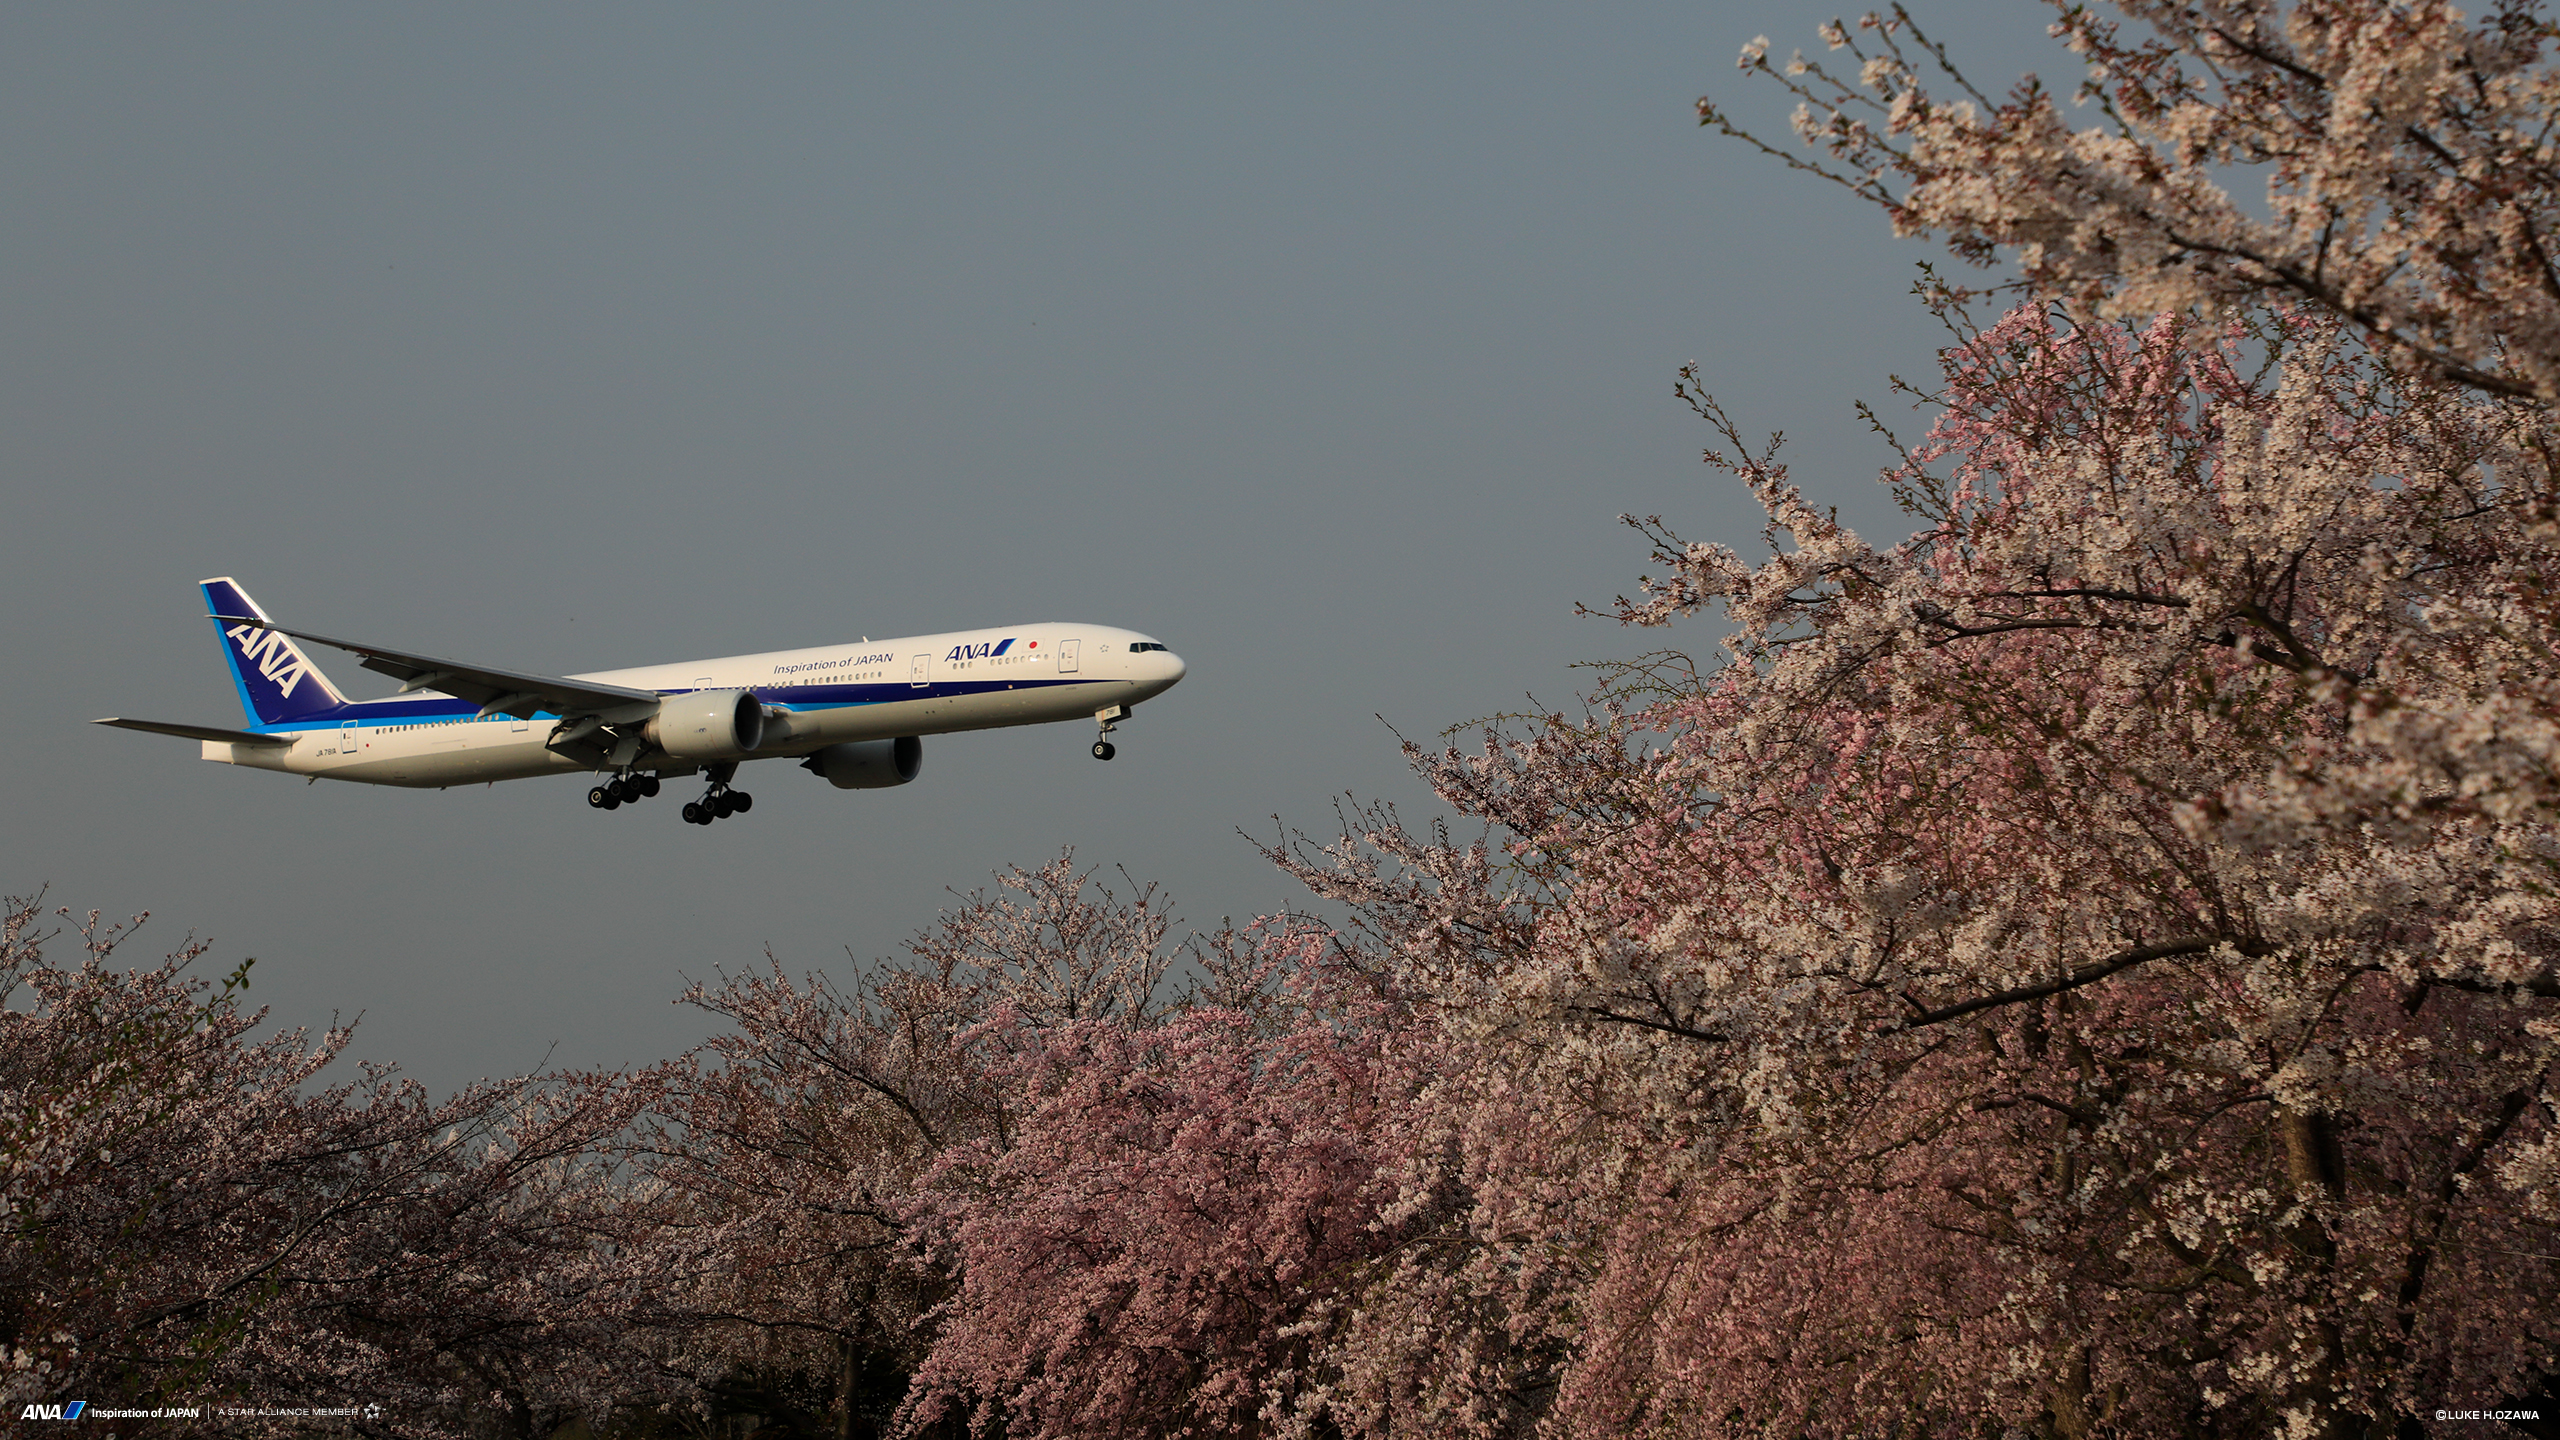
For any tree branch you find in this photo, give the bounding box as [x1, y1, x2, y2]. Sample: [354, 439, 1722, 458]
[1902, 935, 2271, 1029]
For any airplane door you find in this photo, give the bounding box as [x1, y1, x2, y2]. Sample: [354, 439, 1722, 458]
[1059, 638, 1080, 673]
[909, 654, 930, 687]
[339, 719, 359, 756]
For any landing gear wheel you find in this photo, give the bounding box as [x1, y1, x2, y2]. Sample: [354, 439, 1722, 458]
[588, 786, 612, 809]
[1092, 741, 1116, 761]
[607, 778, 634, 804]
[636, 774, 661, 797]
[688, 763, 746, 825]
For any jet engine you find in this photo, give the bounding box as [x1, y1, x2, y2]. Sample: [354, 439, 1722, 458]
[804, 736, 923, 789]
[644, 689, 766, 761]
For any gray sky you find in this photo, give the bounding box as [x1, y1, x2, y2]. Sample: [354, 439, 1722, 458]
[3, 3, 2058, 1094]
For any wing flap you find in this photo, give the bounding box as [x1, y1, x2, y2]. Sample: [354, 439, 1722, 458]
[208, 617, 660, 719]
[96, 717, 294, 747]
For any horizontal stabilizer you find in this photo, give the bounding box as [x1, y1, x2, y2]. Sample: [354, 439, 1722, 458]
[95, 716, 294, 748]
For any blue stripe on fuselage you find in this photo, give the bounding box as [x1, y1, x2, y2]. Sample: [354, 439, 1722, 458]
[230, 677, 1108, 734]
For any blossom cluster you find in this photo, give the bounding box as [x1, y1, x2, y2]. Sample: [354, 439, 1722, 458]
[1704, 1, 2560, 404]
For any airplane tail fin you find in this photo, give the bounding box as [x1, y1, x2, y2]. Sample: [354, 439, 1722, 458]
[199, 577, 351, 726]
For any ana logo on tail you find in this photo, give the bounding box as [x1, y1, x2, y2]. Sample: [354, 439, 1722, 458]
[224, 623, 314, 699]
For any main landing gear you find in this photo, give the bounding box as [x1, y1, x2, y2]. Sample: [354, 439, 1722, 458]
[1092, 704, 1130, 762]
[681, 762, 752, 826]
[681, 787, 753, 825]
[587, 772, 662, 810]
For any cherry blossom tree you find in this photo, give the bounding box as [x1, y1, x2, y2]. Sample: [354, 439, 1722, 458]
[894, 922, 1425, 1440]
[1702, 0, 2560, 404]
[635, 945, 986, 1437]
[1272, 300, 2560, 1436]
[636, 850, 1547, 1440]
[639, 854, 1296, 1438]
[0, 895, 673, 1438]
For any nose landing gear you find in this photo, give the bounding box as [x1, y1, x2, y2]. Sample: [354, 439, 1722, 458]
[1092, 704, 1130, 762]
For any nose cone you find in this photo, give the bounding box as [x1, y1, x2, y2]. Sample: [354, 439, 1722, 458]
[1132, 646, 1185, 701]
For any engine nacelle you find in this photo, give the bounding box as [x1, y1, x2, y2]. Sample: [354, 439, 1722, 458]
[804, 736, 923, 789]
[644, 689, 766, 761]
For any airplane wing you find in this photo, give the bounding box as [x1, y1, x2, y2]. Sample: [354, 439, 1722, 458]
[208, 616, 661, 720]
[96, 717, 294, 747]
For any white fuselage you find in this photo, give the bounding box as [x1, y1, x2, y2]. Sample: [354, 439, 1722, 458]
[209, 623, 1184, 788]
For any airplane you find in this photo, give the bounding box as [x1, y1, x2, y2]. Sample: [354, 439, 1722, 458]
[96, 578, 1187, 825]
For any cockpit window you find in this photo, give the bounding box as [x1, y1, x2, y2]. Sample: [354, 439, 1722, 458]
[1128, 642, 1170, 653]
